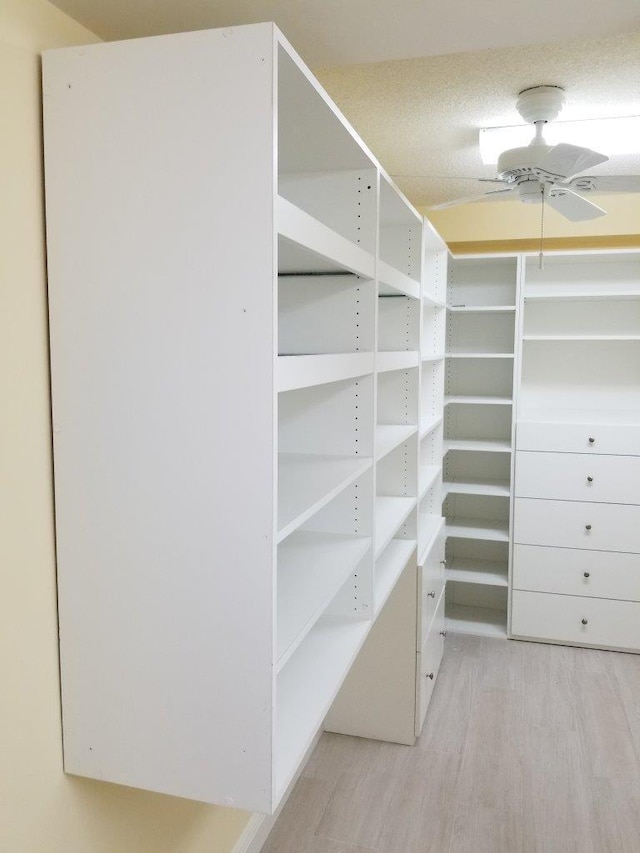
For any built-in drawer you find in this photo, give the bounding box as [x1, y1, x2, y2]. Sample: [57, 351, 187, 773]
[513, 544, 640, 601]
[511, 589, 640, 652]
[514, 497, 640, 554]
[418, 524, 446, 640]
[416, 588, 445, 735]
[517, 421, 640, 456]
[515, 451, 640, 504]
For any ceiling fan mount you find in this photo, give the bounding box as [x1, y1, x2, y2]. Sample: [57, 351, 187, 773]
[431, 85, 640, 222]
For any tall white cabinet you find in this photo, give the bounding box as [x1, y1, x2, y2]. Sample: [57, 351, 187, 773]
[43, 24, 448, 815]
[512, 251, 640, 652]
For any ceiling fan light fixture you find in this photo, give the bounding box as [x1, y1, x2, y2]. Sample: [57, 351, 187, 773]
[480, 115, 640, 165]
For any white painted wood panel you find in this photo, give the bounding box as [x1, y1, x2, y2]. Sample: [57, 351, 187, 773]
[416, 589, 445, 734]
[514, 498, 640, 554]
[515, 451, 640, 504]
[516, 420, 640, 455]
[513, 544, 640, 601]
[511, 590, 640, 652]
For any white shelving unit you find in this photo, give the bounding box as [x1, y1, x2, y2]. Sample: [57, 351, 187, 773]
[443, 255, 520, 638]
[43, 23, 448, 816]
[513, 250, 640, 653]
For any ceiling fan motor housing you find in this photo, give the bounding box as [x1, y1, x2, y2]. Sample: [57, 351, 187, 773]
[516, 85, 566, 124]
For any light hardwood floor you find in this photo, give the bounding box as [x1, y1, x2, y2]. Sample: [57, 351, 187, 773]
[262, 635, 640, 853]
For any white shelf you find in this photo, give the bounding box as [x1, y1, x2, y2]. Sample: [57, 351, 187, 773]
[523, 334, 640, 342]
[378, 260, 420, 299]
[278, 454, 372, 543]
[374, 538, 417, 615]
[445, 395, 512, 406]
[421, 353, 445, 363]
[377, 351, 420, 373]
[446, 557, 508, 587]
[443, 477, 510, 498]
[277, 353, 374, 392]
[525, 290, 640, 302]
[423, 291, 446, 308]
[446, 352, 514, 359]
[446, 517, 510, 542]
[420, 415, 443, 439]
[374, 496, 416, 558]
[277, 196, 375, 279]
[447, 305, 516, 313]
[375, 424, 418, 461]
[275, 615, 369, 797]
[419, 464, 440, 499]
[277, 531, 371, 670]
[445, 604, 507, 638]
[418, 513, 444, 565]
[444, 438, 512, 454]
[518, 408, 640, 426]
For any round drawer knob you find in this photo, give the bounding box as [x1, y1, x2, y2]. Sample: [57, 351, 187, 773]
[581, 618, 588, 625]
[587, 476, 593, 483]
[583, 572, 590, 578]
[585, 524, 592, 531]
[439, 630, 447, 637]
[425, 672, 434, 680]
[588, 437, 595, 444]
[427, 590, 436, 598]
[440, 559, 447, 567]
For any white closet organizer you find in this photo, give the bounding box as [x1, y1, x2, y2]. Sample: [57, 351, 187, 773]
[512, 251, 640, 653]
[443, 256, 520, 638]
[43, 24, 448, 815]
[326, 207, 448, 744]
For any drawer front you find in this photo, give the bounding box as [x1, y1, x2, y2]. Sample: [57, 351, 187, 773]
[514, 497, 640, 554]
[515, 451, 640, 504]
[511, 589, 640, 652]
[416, 589, 445, 735]
[513, 544, 640, 601]
[517, 421, 640, 456]
[418, 525, 446, 641]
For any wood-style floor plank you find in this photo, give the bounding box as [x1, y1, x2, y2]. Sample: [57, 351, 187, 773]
[262, 636, 640, 853]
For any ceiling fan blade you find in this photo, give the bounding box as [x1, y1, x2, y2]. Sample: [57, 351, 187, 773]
[546, 189, 606, 222]
[566, 175, 640, 193]
[537, 143, 609, 179]
[430, 187, 517, 210]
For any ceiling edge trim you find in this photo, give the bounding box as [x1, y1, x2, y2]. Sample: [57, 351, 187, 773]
[447, 235, 640, 255]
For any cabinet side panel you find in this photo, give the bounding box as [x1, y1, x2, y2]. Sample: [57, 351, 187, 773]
[43, 27, 276, 812]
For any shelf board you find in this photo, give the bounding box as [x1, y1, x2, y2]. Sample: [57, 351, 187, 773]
[525, 290, 640, 302]
[278, 454, 372, 543]
[446, 352, 515, 359]
[419, 464, 440, 499]
[443, 477, 510, 498]
[445, 516, 510, 542]
[277, 531, 371, 671]
[446, 557, 508, 587]
[377, 260, 420, 299]
[421, 353, 445, 363]
[277, 353, 374, 392]
[447, 305, 516, 313]
[375, 424, 418, 461]
[275, 615, 369, 797]
[422, 291, 446, 308]
[445, 395, 512, 406]
[523, 334, 640, 342]
[374, 495, 416, 558]
[374, 538, 417, 615]
[518, 408, 640, 426]
[277, 196, 375, 279]
[445, 604, 507, 638]
[420, 415, 443, 439]
[418, 513, 444, 565]
[377, 351, 419, 373]
[444, 438, 512, 454]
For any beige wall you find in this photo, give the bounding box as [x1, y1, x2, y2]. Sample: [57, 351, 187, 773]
[0, 1, 250, 850]
[425, 194, 640, 245]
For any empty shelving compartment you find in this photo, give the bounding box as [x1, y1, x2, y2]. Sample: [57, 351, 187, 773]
[446, 309, 515, 355]
[377, 293, 420, 352]
[377, 366, 419, 426]
[448, 255, 518, 308]
[445, 356, 514, 402]
[378, 177, 422, 297]
[422, 302, 446, 360]
[444, 403, 512, 453]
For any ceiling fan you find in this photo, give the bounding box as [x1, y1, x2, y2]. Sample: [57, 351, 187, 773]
[432, 86, 640, 222]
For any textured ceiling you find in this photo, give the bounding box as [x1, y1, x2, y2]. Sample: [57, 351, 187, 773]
[48, 0, 640, 212]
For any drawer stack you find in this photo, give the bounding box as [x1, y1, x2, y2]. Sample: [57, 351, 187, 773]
[511, 420, 640, 652]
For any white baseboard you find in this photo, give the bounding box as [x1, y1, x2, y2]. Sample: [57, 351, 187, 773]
[231, 729, 323, 853]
